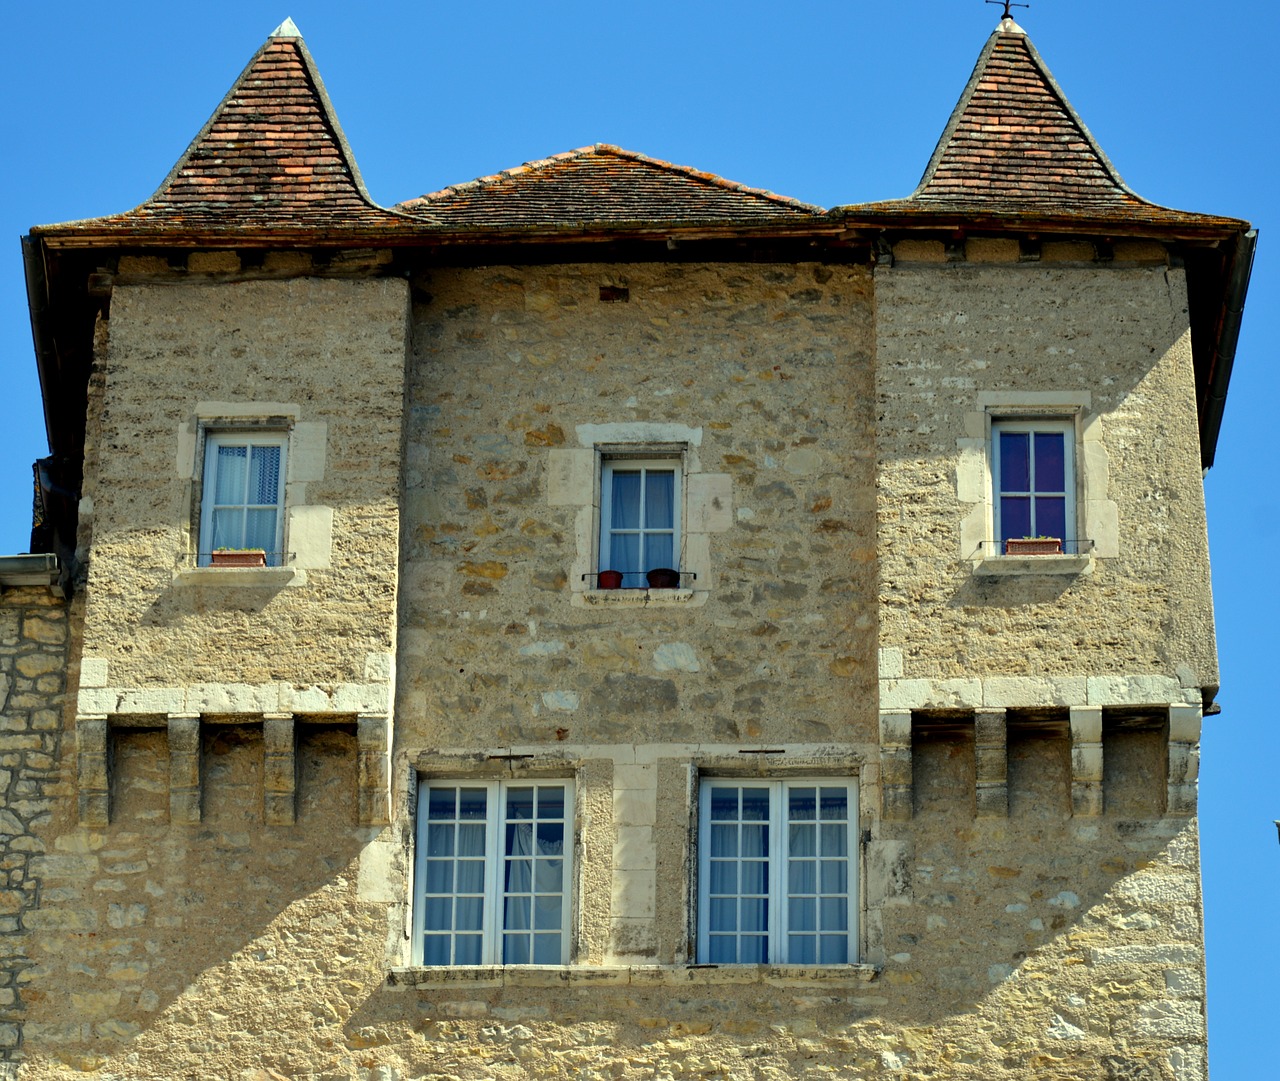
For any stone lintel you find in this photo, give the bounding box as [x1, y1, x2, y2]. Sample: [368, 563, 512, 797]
[76, 715, 110, 826]
[974, 709, 1008, 818]
[358, 713, 392, 826]
[167, 714, 202, 825]
[1069, 706, 1104, 817]
[263, 713, 297, 826]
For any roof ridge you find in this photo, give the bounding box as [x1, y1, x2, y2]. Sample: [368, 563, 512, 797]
[396, 144, 823, 214]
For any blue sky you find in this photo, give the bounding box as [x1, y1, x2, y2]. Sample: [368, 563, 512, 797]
[1, 1, 1275, 1072]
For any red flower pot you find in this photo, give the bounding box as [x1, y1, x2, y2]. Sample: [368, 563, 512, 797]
[646, 568, 680, 589]
[598, 569, 624, 590]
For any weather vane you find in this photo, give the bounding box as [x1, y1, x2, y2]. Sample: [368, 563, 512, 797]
[986, 0, 1029, 17]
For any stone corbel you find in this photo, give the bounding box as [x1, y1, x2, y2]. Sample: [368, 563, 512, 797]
[1167, 704, 1202, 816]
[974, 709, 1008, 818]
[357, 713, 391, 826]
[1069, 706, 1104, 817]
[879, 710, 913, 822]
[76, 715, 110, 826]
[263, 713, 298, 825]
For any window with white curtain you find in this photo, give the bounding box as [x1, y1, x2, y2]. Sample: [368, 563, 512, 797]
[414, 779, 573, 966]
[598, 458, 681, 588]
[199, 432, 287, 565]
[697, 779, 857, 965]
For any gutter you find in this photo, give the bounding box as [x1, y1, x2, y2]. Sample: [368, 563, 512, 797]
[0, 553, 60, 590]
[1200, 228, 1258, 469]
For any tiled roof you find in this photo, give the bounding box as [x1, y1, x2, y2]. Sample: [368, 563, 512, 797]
[837, 17, 1243, 233]
[395, 145, 824, 226]
[33, 21, 418, 238]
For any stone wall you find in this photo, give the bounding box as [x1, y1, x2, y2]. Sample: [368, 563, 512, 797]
[875, 253, 1217, 694]
[0, 585, 69, 1072]
[76, 273, 409, 693]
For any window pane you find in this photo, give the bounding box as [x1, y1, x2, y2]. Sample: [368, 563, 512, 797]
[533, 933, 561, 965]
[536, 786, 565, 820]
[428, 788, 457, 819]
[536, 821, 564, 856]
[709, 936, 736, 963]
[243, 509, 277, 553]
[504, 895, 531, 930]
[741, 826, 768, 858]
[710, 789, 739, 821]
[533, 895, 562, 931]
[611, 471, 641, 529]
[710, 898, 737, 932]
[1000, 496, 1031, 543]
[645, 470, 675, 529]
[455, 897, 484, 931]
[741, 789, 770, 821]
[819, 788, 848, 821]
[455, 860, 483, 894]
[214, 445, 248, 503]
[502, 935, 529, 965]
[425, 860, 453, 894]
[819, 936, 849, 964]
[424, 897, 452, 931]
[790, 823, 816, 858]
[609, 533, 641, 584]
[1036, 496, 1066, 541]
[740, 936, 767, 963]
[535, 859, 563, 893]
[999, 432, 1030, 492]
[456, 824, 485, 857]
[740, 898, 767, 932]
[820, 824, 848, 858]
[505, 858, 532, 892]
[710, 824, 738, 858]
[423, 935, 451, 965]
[426, 824, 454, 858]
[820, 860, 847, 894]
[1034, 432, 1065, 492]
[788, 935, 816, 964]
[740, 860, 767, 895]
[210, 508, 245, 551]
[455, 936, 483, 965]
[643, 533, 674, 574]
[790, 896, 816, 932]
[710, 861, 737, 894]
[506, 788, 534, 820]
[506, 823, 534, 859]
[820, 897, 848, 932]
[458, 789, 487, 820]
[789, 859, 816, 894]
[789, 788, 817, 821]
[248, 445, 281, 504]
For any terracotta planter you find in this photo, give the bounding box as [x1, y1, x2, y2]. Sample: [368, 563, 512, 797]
[211, 549, 267, 567]
[1004, 538, 1062, 556]
[597, 569, 624, 590]
[646, 567, 681, 589]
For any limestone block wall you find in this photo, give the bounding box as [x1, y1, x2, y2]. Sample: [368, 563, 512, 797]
[399, 260, 878, 753]
[0, 586, 69, 1069]
[875, 253, 1217, 696]
[77, 274, 409, 693]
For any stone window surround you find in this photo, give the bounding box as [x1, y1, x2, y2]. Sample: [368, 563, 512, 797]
[958, 391, 1118, 575]
[174, 401, 334, 584]
[391, 745, 890, 978]
[546, 423, 733, 609]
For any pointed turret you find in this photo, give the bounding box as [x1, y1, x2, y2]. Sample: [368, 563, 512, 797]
[34, 21, 420, 240]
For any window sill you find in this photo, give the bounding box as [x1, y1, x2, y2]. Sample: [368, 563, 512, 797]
[574, 587, 703, 609]
[173, 566, 307, 588]
[387, 963, 880, 989]
[972, 553, 1094, 577]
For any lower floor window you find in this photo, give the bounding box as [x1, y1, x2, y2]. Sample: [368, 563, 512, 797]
[415, 779, 573, 965]
[697, 779, 857, 965]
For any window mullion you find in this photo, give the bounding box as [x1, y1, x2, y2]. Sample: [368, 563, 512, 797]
[770, 781, 785, 964]
[485, 781, 503, 965]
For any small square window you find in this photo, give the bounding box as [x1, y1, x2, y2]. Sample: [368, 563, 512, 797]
[599, 458, 681, 588]
[991, 419, 1076, 554]
[199, 432, 288, 566]
[697, 778, 858, 965]
[414, 779, 574, 966]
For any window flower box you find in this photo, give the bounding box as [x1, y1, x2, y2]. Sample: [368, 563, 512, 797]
[1004, 537, 1062, 556]
[210, 548, 267, 567]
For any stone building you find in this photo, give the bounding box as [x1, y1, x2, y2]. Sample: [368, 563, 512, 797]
[1, 13, 1255, 1080]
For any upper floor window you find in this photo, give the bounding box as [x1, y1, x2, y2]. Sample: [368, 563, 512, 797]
[199, 432, 287, 565]
[599, 459, 681, 588]
[415, 779, 573, 966]
[991, 419, 1076, 554]
[697, 779, 858, 965]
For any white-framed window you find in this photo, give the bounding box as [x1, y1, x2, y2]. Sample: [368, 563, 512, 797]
[991, 419, 1076, 553]
[697, 778, 858, 965]
[414, 779, 574, 966]
[199, 432, 287, 565]
[599, 458, 681, 588]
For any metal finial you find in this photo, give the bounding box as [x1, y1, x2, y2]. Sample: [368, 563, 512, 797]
[986, 0, 1029, 18]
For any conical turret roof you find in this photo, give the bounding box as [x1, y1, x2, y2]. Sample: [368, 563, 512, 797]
[32, 21, 422, 241]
